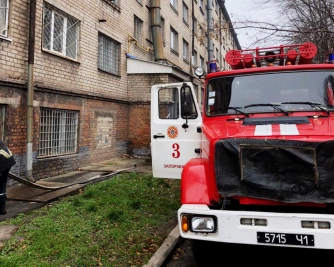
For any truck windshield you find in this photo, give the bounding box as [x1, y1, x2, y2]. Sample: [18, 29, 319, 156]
[206, 70, 334, 116]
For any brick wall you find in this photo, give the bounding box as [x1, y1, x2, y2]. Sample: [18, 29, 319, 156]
[0, 0, 238, 180]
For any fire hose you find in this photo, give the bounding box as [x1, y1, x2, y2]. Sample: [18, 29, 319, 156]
[8, 164, 137, 191]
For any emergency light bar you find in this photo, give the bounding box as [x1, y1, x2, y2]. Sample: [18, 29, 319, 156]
[225, 42, 317, 70]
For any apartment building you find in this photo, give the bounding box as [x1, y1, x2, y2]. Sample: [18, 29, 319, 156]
[0, 0, 240, 180]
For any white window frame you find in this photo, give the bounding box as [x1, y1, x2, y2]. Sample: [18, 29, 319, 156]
[0, 0, 9, 37]
[170, 27, 178, 52]
[183, 39, 189, 61]
[98, 33, 120, 75]
[42, 4, 79, 60]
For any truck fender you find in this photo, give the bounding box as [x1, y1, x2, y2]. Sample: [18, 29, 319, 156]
[181, 158, 210, 204]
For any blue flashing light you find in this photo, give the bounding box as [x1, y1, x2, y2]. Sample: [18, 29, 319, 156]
[209, 61, 218, 73]
[328, 53, 334, 63]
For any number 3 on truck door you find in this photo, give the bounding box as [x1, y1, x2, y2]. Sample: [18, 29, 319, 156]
[150, 82, 202, 179]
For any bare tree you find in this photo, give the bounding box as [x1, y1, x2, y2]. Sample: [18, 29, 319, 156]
[230, 0, 334, 61]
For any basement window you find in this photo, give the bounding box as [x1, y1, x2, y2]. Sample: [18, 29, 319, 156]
[38, 108, 79, 158]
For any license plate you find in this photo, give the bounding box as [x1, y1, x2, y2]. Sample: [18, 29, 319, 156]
[257, 232, 314, 246]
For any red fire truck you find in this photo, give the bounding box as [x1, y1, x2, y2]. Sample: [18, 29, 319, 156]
[151, 42, 334, 264]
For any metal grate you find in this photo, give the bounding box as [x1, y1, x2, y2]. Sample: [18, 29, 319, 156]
[0, 0, 9, 37]
[42, 3, 79, 59]
[98, 33, 120, 75]
[38, 108, 78, 158]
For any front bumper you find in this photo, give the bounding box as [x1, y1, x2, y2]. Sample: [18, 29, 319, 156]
[178, 204, 334, 249]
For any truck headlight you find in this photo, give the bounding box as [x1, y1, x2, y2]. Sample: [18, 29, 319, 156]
[181, 214, 217, 233]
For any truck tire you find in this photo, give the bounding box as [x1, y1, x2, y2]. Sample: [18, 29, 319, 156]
[191, 240, 223, 266]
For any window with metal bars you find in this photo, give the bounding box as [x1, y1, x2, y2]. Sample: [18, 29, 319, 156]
[0, 0, 9, 37]
[98, 33, 120, 75]
[38, 108, 78, 158]
[42, 3, 79, 60]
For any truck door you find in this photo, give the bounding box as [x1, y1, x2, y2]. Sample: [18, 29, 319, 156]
[151, 82, 202, 179]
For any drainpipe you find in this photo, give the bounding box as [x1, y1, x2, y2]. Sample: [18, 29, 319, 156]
[150, 0, 165, 64]
[26, 0, 36, 182]
[190, 0, 195, 75]
[207, 0, 214, 61]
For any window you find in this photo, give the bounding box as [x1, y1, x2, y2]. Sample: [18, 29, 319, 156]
[216, 48, 219, 62]
[200, 56, 204, 68]
[42, 4, 79, 60]
[161, 17, 165, 43]
[170, 27, 178, 52]
[193, 17, 197, 32]
[109, 0, 119, 5]
[158, 88, 179, 119]
[98, 33, 120, 75]
[192, 50, 197, 66]
[136, 0, 142, 4]
[182, 2, 188, 25]
[134, 15, 143, 45]
[38, 108, 78, 158]
[0, 0, 9, 37]
[199, 0, 203, 8]
[170, 0, 177, 9]
[183, 39, 189, 61]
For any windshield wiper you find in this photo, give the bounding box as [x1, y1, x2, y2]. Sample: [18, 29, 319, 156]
[244, 103, 289, 116]
[211, 107, 249, 117]
[281, 102, 330, 116]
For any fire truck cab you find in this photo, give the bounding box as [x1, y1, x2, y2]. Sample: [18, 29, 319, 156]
[151, 42, 334, 265]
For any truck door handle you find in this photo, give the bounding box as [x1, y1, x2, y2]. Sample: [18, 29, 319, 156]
[153, 134, 165, 139]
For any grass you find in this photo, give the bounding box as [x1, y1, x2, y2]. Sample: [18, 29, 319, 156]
[0, 172, 181, 267]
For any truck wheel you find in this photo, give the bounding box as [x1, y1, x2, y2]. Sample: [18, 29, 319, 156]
[191, 240, 222, 266]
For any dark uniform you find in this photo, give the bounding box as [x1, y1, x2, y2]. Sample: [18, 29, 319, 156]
[0, 141, 16, 215]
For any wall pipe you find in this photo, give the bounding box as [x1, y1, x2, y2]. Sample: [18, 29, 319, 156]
[207, 0, 214, 62]
[150, 0, 165, 64]
[190, 0, 195, 74]
[26, 0, 36, 182]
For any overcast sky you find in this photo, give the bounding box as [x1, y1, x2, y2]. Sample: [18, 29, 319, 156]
[224, 0, 277, 49]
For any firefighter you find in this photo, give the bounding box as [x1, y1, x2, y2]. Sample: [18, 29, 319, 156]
[0, 140, 16, 215]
